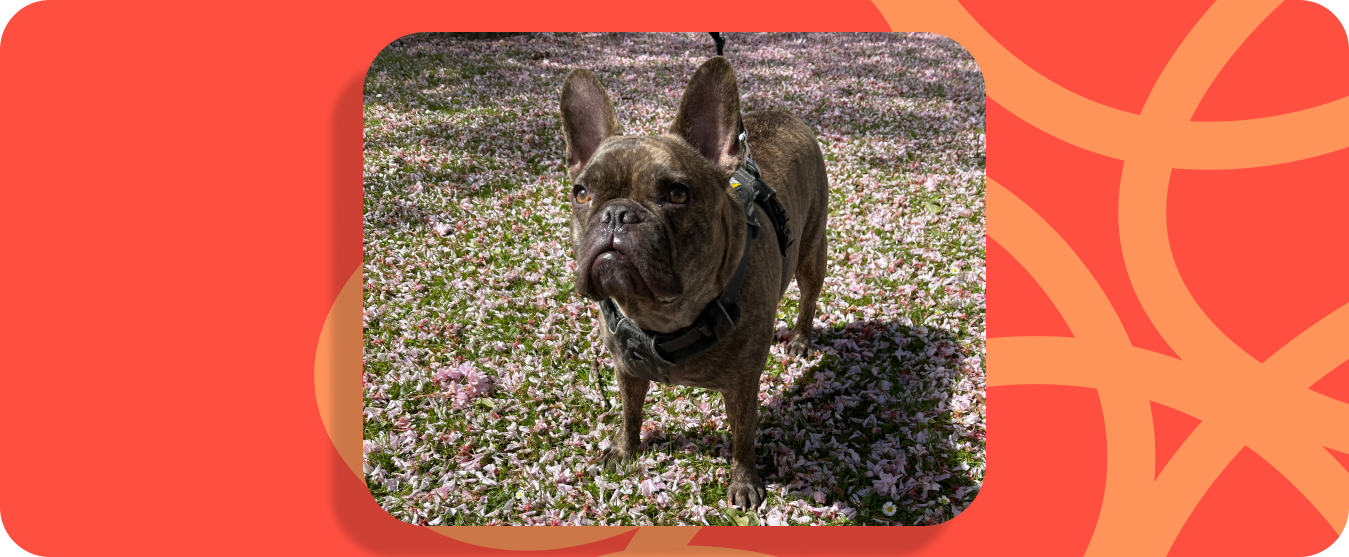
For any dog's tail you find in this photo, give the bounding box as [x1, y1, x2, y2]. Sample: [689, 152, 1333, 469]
[709, 32, 725, 56]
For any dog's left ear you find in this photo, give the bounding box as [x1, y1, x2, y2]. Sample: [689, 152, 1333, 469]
[670, 56, 741, 172]
[560, 69, 620, 180]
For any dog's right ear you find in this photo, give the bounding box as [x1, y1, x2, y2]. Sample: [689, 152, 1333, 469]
[560, 69, 619, 180]
[670, 56, 741, 173]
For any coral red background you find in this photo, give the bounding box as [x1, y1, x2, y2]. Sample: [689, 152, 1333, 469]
[1, 0, 1346, 556]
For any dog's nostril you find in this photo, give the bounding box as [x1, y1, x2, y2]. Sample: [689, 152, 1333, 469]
[603, 206, 641, 227]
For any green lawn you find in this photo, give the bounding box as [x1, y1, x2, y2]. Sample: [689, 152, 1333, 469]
[362, 32, 986, 526]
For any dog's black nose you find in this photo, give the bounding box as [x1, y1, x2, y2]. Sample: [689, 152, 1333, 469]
[600, 204, 643, 226]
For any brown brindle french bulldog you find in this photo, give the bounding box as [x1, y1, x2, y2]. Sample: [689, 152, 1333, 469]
[560, 56, 829, 509]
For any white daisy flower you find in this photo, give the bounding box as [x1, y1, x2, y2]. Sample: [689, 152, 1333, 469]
[882, 502, 897, 517]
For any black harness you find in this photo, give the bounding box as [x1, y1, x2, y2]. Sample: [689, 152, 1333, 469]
[600, 119, 794, 384]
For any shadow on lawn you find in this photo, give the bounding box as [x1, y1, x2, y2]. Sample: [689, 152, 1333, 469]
[636, 318, 983, 524]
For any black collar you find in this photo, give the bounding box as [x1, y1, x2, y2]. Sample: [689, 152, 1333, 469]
[600, 119, 795, 384]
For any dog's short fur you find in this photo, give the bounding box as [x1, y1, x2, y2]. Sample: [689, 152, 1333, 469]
[560, 57, 829, 509]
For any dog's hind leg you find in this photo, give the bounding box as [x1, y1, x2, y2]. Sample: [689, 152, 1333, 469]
[787, 209, 827, 358]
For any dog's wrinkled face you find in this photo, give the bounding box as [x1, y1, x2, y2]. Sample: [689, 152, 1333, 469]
[560, 59, 745, 330]
[570, 136, 724, 306]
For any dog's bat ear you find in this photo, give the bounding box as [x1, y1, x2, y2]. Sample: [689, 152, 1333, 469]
[560, 69, 620, 180]
[670, 56, 741, 173]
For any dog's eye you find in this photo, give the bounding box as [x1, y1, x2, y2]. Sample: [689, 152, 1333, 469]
[667, 185, 689, 204]
[573, 185, 591, 204]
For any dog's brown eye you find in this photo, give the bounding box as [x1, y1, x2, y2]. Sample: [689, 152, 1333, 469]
[667, 185, 689, 204]
[573, 185, 591, 204]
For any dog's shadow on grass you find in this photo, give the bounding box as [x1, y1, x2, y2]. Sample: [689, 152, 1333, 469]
[636, 318, 983, 524]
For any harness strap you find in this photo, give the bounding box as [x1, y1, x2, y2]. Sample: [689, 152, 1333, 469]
[732, 115, 794, 261]
[731, 163, 794, 261]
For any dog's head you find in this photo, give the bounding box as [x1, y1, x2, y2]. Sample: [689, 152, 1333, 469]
[560, 57, 746, 332]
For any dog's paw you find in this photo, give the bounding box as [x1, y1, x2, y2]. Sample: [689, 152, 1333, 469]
[786, 332, 812, 358]
[598, 442, 635, 469]
[726, 478, 767, 510]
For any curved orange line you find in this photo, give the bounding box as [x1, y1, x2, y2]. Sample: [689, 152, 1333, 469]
[871, 0, 1349, 170]
[620, 527, 776, 556]
[430, 526, 641, 551]
[1085, 401, 1250, 555]
[1141, 0, 1283, 120]
[1145, 424, 1247, 552]
[1265, 302, 1349, 387]
[1117, 161, 1252, 365]
[868, 0, 1343, 547]
[989, 180, 1129, 345]
[315, 267, 365, 477]
[1085, 392, 1163, 556]
[1249, 437, 1349, 533]
[986, 337, 1178, 391]
[1120, 0, 1349, 535]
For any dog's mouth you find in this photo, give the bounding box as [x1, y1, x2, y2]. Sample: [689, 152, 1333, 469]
[575, 228, 681, 302]
[587, 249, 653, 299]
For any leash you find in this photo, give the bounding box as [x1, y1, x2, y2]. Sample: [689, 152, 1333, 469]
[601, 121, 793, 384]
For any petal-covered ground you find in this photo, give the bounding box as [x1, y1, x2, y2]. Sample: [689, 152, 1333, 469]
[362, 32, 986, 526]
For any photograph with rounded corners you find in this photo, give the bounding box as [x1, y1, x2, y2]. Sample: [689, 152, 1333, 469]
[361, 32, 986, 526]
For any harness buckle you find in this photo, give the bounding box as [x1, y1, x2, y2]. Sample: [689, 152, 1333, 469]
[606, 303, 675, 384]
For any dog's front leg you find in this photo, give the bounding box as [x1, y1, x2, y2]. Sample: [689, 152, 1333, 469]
[600, 364, 649, 465]
[723, 380, 766, 509]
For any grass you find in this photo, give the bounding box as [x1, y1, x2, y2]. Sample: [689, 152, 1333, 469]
[362, 32, 985, 526]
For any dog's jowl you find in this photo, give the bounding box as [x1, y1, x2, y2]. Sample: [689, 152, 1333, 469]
[560, 56, 829, 509]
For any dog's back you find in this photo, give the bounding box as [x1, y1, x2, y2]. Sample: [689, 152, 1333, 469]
[741, 109, 829, 298]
